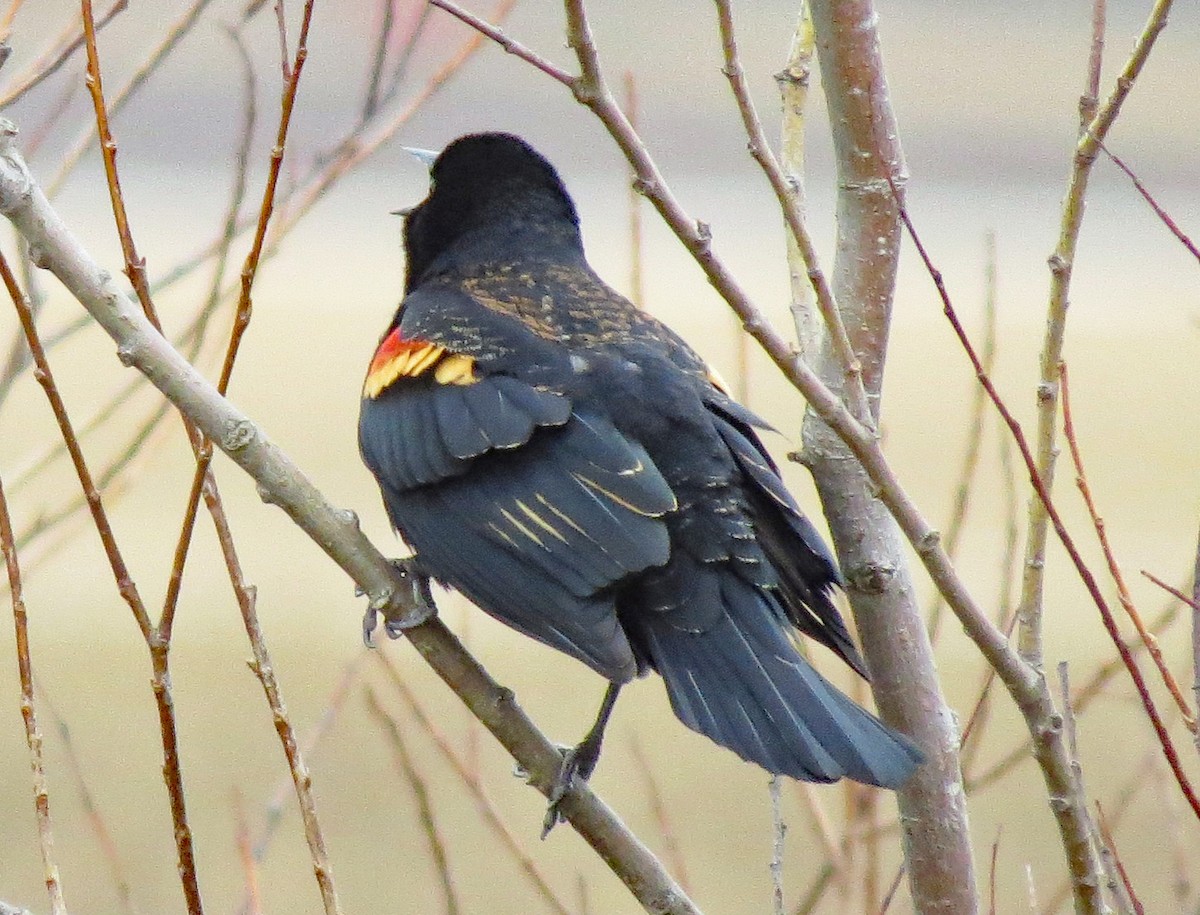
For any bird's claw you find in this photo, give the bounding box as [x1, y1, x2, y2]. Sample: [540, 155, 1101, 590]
[541, 746, 581, 838]
[540, 739, 602, 839]
[361, 557, 436, 647]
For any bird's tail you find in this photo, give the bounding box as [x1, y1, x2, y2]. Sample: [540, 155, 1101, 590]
[636, 578, 922, 789]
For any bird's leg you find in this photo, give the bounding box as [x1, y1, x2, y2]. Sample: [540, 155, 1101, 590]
[541, 681, 622, 838]
[361, 555, 436, 646]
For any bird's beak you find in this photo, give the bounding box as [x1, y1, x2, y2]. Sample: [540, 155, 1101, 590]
[392, 146, 438, 216]
[401, 146, 439, 169]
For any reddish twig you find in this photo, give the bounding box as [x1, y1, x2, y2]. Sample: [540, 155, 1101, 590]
[1141, 570, 1200, 613]
[0, 475, 67, 915]
[1061, 361, 1196, 729]
[81, 0, 157, 324]
[892, 182, 1200, 825]
[1099, 142, 1200, 264]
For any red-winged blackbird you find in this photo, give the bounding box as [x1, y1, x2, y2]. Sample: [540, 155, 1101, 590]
[359, 133, 921, 828]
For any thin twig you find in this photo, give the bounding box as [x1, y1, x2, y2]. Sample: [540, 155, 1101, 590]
[0, 476, 66, 915]
[235, 654, 366, 915]
[375, 650, 572, 915]
[988, 828, 1001, 915]
[622, 69, 644, 309]
[712, 0, 870, 423]
[35, 685, 140, 915]
[0, 0, 126, 108]
[1016, 0, 1173, 671]
[361, 0, 398, 122]
[365, 687, 461, 915]
[877, 864, 904, 915]
[48, 0, 218, 199]
[274, 0, 291, 81]
[0, 0, 25, 42]
[928, 231, 999, 641]
[233, 791, 263, 915]
[1099, 142, 1200, 263]
[791, 862, 835, 915]
[431, 0, 571, 85]
[893, 178, 1200, 830]
[629, 737, 692, 895]
[1095, 802, 1143, 915]
[1061, 361, 1195, 728]
[1079, 0, 1107, 128]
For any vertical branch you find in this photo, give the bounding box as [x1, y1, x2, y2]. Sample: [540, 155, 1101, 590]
[1015, 0, 1173, 668]
[80, 0, 156, 322]
[798, 1, 978, 910]
[714, 0, 869, 423]
[768, 776, 785, 915]
[1, 477, 67, 915]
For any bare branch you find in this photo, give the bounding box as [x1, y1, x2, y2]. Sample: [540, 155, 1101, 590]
[1017, 0, 1174, 671]
[1061, 362, 1195, 729]
[1, 475, 66, 915]
[0, 0, 126, 109]
[365, 687, 461, 915]
[0, 120, 699, 915]
[376, 650, 573, 915]
[713, 0, 870, 423]
[1099, 143, 1200, 263]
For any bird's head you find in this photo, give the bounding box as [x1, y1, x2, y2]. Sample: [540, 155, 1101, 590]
[399, 133, 582, 292]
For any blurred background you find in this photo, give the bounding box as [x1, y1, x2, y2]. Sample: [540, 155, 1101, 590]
[0, 0, 1198, 912]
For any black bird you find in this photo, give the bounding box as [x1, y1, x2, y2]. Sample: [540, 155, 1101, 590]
[359, 132, 921, 831]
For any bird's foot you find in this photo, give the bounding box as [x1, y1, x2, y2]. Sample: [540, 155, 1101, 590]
[361, 557, 436, 647]
[540, 737, 603, 839]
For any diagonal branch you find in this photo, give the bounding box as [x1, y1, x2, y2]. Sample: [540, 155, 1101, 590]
[0, 119, 699, 915]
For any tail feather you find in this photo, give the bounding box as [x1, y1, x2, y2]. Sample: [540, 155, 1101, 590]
[636, 579, 922, 789]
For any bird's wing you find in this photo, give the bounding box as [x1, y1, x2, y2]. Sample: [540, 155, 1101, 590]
[702, 389, 868, 679]
[359, 309, 677, 680]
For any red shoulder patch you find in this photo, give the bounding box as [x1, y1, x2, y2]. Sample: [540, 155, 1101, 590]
[364, 327, 476, 398]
